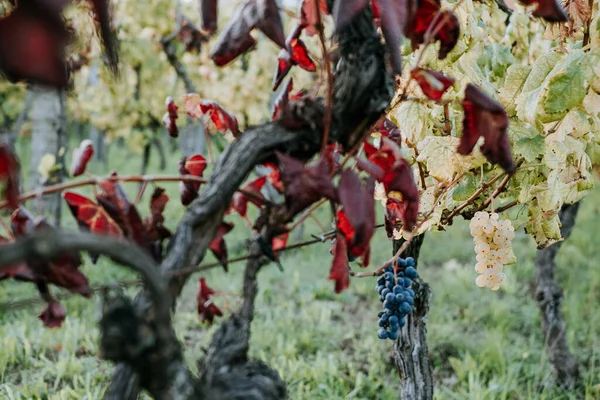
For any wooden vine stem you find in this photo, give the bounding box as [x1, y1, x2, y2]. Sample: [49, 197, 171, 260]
[392, 234, 433, 400]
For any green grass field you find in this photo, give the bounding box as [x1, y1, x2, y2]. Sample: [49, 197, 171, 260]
[1, 138, 600, 399]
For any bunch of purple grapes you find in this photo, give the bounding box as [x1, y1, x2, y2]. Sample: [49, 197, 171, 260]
[375, 257, 418, 340]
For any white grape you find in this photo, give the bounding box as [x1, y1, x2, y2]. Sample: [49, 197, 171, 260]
[469, 211, 515, 291]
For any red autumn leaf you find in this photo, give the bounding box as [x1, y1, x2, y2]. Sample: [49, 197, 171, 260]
[231, 176, 267, 216]
[145, 187, 171, 261]
[289, 38, 316, 72]
[0, 1, 69, 86]
[70, 139, 94, 177]
[404, 0, 460, 60]
[272, 232, 289, 252]
[518, 0, 568, 21]
[10, 209, 92, 297]
[183, 154, 208, 180]
[373, 117, 401, 139]
[433, 11, 460, 59]
[300, 0, 329, 36]
[96, 175, 149, 247]
[201, 0, 218, 34]
[337, 171, 375, 258]
[0, 234, 35, 282]
[371, 0, 381, 18]
[63, 192, 123, 237]
[177, 17, 206, 52]
[162, 96, 179, 138]
[208, 222, 234, 272]
[178, 155, 206, 206]
[210, 0, 285, 66]
[405, 0, 439, 48]
[329, 234, 350, 293]
[272, 49, 293, 91]
[88, 0, 119, 73]
[183, 95, 240, 137]
[0, 143, 20, 209]
[197, 277, 223, 324]
[276, 152, 338, 216]
[410, 67, 455, 101]
[272, 78, 294, 120]
[357, 140, 419, 230]
[38, 299, 66, 328]
[150, 187, 169, 216]
[459, 84, 515, 173]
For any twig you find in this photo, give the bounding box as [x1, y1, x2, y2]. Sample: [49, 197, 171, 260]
[0, 215, 14, 239]
[495, 199, 518, 214]
[442, 171, 505, 224]
[0, 174, 267, 210]
[289, 198, 327, 232]
[478, 170, 516, 211]
[412, 147, 427, 189]
[315, 0, 334, 155]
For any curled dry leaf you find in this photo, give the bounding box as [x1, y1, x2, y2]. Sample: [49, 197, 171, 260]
[459, 84, 515, 173]
[63, 192, 123, 237]
[272, 78, 294, 120]
[38, 299, 67, 328]
[231, 176, 266, 216]
[276, 152, 337, 216]
[197, 277, 223, 324]
[337, 170, 376, 260]
[272, 36, 316, 91]
[162, 96, 179, 138]
[179, 154, 207, 205]
[410, 67, 455, 101]
[357, 138, 419, 230]
[70, 139, 94, 177]
[300, 0, 329, 36]
[272, 232, 289, 252]
[208, 222, 234, 272]
[210, 0, 285, 66]
[145, 187, 171, 260]
[183, 94, 240, 137]
[329, 234, 350, 293]
[96, 175, 148, 248]
[0, 143, 21, 209]
[373, 117, 401, 139]
[518, 0, 568, 21]
[11, 207, 92, 297]
[404, 0, 460, 60]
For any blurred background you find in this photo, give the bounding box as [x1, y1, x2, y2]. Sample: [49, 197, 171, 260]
[0, 0, 599, 399]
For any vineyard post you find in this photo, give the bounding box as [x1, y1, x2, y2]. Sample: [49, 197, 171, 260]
[392, 234, 433, 400]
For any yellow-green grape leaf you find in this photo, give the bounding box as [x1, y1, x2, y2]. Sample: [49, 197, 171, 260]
[416, 136, 486, 183]
[543, 60, 587, 118]
[515, 135, 545, 162]
[414, 186, 445, 234]
[394, 101, 431, 144]
[499, 64, 531, 116]
[525, 203, 562, 249]
[521, 50, 563, 93]
[451, 173, 477, 201]
[37, 154, 57, 181]
[551, 110, 593, 142]
[583, 89, 600, 116]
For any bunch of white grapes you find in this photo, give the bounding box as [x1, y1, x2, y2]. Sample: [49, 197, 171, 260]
[469, 211, 515, 291]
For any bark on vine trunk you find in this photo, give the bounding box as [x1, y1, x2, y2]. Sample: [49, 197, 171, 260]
[392, 234, 434, 400]
[535, 202, 581, 388]
[101, 1, 394, 397]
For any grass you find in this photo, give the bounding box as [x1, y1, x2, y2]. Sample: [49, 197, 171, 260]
[1, 137, 600, 399]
